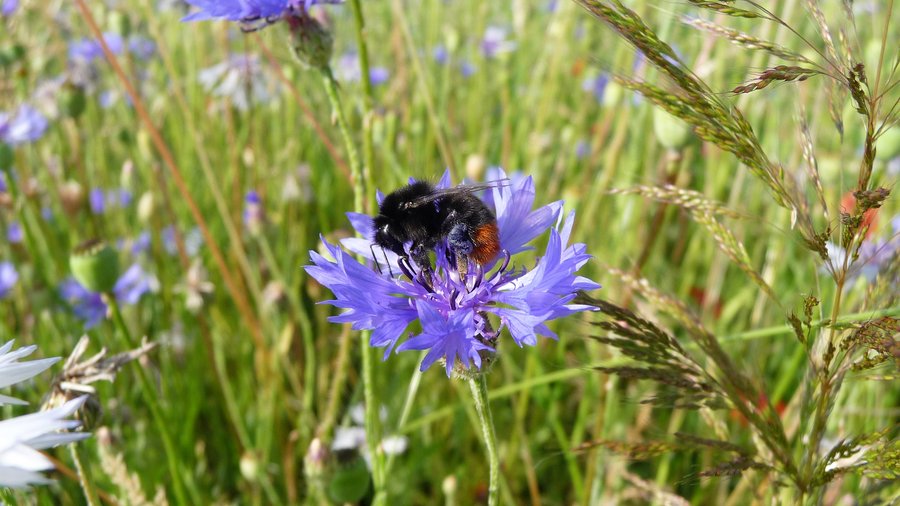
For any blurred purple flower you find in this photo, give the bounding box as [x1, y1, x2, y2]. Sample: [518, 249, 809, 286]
[575, 139, 590, 159]
[460, 61, 476, 78]
[0, 262, 18, 298]
[162, 226, 204, 256]
[306, 169, 599, 377]
[581, 72, 609, 103]
[480, 26, 516, 58]
[58, 280, 107, 329]
[89, 188, 105, 214]
[59, 263, 155, 328]
[114, 264, 154, 305]
[128, 36, 157, 60]
[0, 105, 48, 146]
[335, 52, 390, 86]
[182, 0, 342, 29]
[825, 214, 900, 284]
[130, 232, 152, 257]
[243, 191, 264, 234]
[1, 0, 18, 16]
[68, 33, 124, 62]
[6, 222, 22, 244]
[432, 45, 448, 65]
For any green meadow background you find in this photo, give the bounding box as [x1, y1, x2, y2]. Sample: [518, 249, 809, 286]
[1, 0, 897, 504]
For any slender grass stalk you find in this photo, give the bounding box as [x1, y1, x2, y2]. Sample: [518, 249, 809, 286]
[467, 374, 499, 506]
[347, 0, 377, 214]
[69, 444, 100, 506]
[106, 296, 189, 506]
[389, 0, 459, 178]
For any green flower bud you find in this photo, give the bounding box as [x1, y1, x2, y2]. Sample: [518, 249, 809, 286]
[287, 14, 334, 73]
[70, 239, 120, 293]
[327, 451, 371, 504]
[653, 108, 691, 150]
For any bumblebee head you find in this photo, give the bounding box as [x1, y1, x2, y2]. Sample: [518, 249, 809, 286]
[373, 215, 404, 255]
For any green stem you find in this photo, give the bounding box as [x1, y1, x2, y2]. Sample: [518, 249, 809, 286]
[320, 71, 365, 215]
[319, 67, 385, 502]
[467, 374, 499, 506]
[107, 296, 189, 506]
[348, 0, 376, 215]
[70, 444, 100, 506]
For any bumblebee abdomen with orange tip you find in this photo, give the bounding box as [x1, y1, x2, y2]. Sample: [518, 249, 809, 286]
[471, 222, 501, 265]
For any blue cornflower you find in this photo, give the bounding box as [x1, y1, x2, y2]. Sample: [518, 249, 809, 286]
[1, 0, 18, 17]
[59, 263, 155, 328]
[6, 222, 22, 244]
[480, 26, 516, 59]
[432, 45, 449, 65]
[0, 105, 48, 146]
[58, 279, 107, 328]
[68, 33, 124, 62]
[336, 52, 390, 86]
[182, 0, 342, 29]
[89, 188, 105, 214]
[0, 262, 18, 299]
[581, 72, 609, 103]
[243, 191, 265, 235]
[306, 170, 599, 377]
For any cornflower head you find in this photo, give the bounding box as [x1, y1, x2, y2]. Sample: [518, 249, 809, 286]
[182, 0, 343, 31]
[0, 261, 17, 299]
[0, 104, 48, 146]
[0, 340, 89, 487]
[306, 170, 600, 377]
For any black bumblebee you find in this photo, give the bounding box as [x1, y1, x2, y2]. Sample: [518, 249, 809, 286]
[372, 180, 504, 276]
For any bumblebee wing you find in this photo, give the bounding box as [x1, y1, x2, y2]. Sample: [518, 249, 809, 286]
[404, 179, 510, 208]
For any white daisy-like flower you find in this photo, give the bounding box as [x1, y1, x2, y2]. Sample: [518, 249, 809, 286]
[0, 340, 90, 488]
[0, 396, 89, 488]
[0, 340, 60, 406]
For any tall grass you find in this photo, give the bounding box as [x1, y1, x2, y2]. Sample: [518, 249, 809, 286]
[0, 0, 896, 504]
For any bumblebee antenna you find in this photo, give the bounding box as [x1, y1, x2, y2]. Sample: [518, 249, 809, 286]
[384, 247, 394, 277]
[370, 243, 383, 275]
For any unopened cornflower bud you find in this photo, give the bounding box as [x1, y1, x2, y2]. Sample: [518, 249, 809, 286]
[288, 13, 334, 73]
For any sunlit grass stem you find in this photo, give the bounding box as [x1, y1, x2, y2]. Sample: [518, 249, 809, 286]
[106, 295, 190, 506]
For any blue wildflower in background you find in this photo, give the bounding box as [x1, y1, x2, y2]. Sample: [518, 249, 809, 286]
[68, 33, 125, 62]
[0, 105, 48, 146]
[0, 262, 18, 299]
[59, 263, 156, 328]
[306, 170, 599, 377]
[6, 222, 22, 244]
[1, 0, 18, 17]
[336, 52, 390, 86]
[480, 26, 516, 59]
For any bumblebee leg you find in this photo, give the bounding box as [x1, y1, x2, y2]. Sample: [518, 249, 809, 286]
[410, 244, 434, 289]
[448, 223, 475, 283]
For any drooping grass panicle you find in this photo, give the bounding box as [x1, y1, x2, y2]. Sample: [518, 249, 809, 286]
[586, 298, 724, 410]
[574, 0, 828, 259]
[591, 271, 799, 480]
[611, 185, 779, 304]
[682, 16, 813, 64]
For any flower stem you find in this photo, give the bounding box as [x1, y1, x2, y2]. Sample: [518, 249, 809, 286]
[318, 67, 386, 501]
[467, 374, 500, 506]
[70, 444, 100, 506]
[347, 0, 376, 215]
[320, 71, 365, 215]
[107, 296, 190, 506]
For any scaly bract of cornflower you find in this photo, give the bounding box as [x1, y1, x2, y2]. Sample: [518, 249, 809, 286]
[306, 170, 599, 377]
